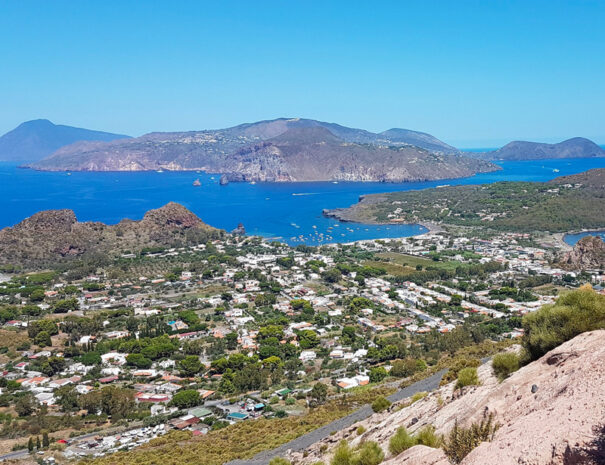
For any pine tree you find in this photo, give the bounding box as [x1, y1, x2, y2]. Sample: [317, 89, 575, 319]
[36, 436, 40, 450]
[42, 432, 50, 448]
[27, 437, 34, 452]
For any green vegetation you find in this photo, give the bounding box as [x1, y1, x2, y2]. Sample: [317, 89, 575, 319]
[331, 440, 384, 465]
[491, 352, 521, 381]
[388, 425, 440, 456]
[442, 413, 499, 463]
[522, 287, 605, 362]
[371, 396, 391, 413]
[344, 174, 605, 233]
[455, 367, 479, 389]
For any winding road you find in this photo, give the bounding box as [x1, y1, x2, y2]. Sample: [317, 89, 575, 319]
[226, 368, 448, 465]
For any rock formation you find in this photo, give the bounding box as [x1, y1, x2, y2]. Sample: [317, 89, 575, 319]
[0, 202, 222, 269]
[561, 235, 605, 270]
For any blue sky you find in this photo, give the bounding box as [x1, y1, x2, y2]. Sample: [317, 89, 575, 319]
[1, 0, 604, 147]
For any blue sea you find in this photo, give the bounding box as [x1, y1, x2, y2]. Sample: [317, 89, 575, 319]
[2, 157, 605, 246]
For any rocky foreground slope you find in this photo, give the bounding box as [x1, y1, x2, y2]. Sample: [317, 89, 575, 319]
[0, 202, 222, 269]
[290, 330, 605, 465]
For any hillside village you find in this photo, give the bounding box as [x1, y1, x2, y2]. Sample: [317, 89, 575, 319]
[0, 230, 602, 463]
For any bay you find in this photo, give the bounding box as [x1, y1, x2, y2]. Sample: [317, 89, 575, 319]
[1, 157, 605, 246]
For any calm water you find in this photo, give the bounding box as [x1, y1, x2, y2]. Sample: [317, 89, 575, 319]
[2, 157, 605, 245]
[564, 230, 605, 246]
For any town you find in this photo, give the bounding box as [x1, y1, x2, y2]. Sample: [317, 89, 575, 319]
[0, 229, 602, 463]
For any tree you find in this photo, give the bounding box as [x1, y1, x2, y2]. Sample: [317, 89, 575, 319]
[225, 332, 238, 350]
[298, 330, 319, 349]
[310, 382, 328, 403]
[369, 366, 388, 383]
[42, 432, 50, 448]
[126, 353, 153, 369]
[52, 298, 79, 313]
[29, 288, 45, 302]
[27, 437, 34, 452]
[15, 394, 37, 417]
[34, 331, 52, 347]
[178, 355, 202, 377]
[36, 436, 40, 450]
[170, 389, 200, 409]
[28, 319, 58, 339]
[322, 268, 342, 283]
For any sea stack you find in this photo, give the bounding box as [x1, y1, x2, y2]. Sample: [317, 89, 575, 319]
[219, 174, 229, 185]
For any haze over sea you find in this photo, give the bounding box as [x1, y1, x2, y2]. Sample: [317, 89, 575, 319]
[2, 156, 605, 246]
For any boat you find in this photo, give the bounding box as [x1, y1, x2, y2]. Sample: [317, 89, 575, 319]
[553, 168, 560, 173]
[193, 179, 201, 187]
[156, 169, 164, 173]
[250, 181, 256, 185]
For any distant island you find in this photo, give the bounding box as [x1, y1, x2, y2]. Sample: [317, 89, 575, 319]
[0, 119, 130, 162]
[324, 168, 605, 233]
[469, 137, 605, 161]
[24, 118, 498, 182]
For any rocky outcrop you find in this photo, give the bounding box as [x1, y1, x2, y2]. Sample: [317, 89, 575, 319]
[0, 203, 222, 269]
[561, 235, 605, 270]
[290, 330, 605, 465]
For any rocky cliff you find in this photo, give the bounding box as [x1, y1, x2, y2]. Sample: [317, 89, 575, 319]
[561, 235, 605, 270]
[0, 202, 222, 269]
[290, 330, 605, 465]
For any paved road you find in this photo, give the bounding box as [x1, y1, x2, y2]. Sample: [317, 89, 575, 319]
[226, 368, 448, 465]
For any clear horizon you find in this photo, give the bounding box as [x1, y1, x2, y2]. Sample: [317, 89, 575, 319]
[1, 0, 604, 147]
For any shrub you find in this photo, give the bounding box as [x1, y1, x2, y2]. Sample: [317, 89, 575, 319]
[410, 391, 427, 404]
[356, 425, 366, 435]
[269, 458, 291, 465]
[455, 367, 479, 389]
[414, 425, 440, 448]
[443, 412, 499, 463]
[353, 440, 384, 465]
[331, 440, 354, 465]
[371, 396, 391, 413]
[522, 288, 605, 362]
[389, 427, 416, 456]
[491, 352, 520, 381]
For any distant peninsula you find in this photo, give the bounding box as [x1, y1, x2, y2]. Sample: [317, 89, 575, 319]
[324, 168, 605, 234]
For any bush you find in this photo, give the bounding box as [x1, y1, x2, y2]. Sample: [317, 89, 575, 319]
[522, 288, 605, 362]
[353, 440, 384, 465]
[443, 412, 499, 463]
[389, 427, 416, 456]
[331, 440, 353, 465]
[455, 367, 479, 389]
[371, 396, 391, 413]
[356, 425, 366, 435]
[269, 458, 291, 465]
[491, 352, 520, 381]
[415, 425, 440, 448]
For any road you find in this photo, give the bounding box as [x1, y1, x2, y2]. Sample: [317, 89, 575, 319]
[226, 368, 448, 465]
